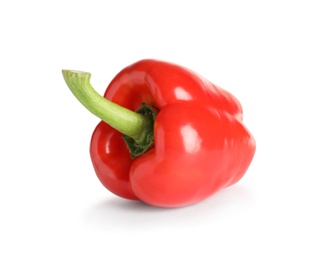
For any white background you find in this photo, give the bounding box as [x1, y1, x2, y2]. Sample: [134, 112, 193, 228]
[1, 0, 323, 259]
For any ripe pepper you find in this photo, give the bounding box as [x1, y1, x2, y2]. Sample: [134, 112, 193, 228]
[62, 59, 256, 208]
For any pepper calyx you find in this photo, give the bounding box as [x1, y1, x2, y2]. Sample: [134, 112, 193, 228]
[122, 103, 158, 159]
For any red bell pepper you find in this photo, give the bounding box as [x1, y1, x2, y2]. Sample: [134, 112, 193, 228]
[62, 59, 256, 208]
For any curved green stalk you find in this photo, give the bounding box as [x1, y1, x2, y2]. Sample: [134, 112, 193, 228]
[62, 70, 153, 146]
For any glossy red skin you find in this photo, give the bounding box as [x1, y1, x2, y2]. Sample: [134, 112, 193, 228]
[90, 60, 256, 207]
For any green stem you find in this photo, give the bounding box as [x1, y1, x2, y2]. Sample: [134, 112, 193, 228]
[62, 70, 152, 145]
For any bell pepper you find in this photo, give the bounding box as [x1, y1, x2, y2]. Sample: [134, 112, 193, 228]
[62, 59, 256, 208]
